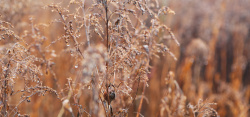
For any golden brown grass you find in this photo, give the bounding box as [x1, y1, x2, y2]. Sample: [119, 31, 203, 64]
[0, 0, 249, 117]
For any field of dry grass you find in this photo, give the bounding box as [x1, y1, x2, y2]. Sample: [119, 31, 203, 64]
[0, 0, 249, 117]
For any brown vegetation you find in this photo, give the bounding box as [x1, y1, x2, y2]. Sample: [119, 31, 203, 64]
[0, 0, 249, 117]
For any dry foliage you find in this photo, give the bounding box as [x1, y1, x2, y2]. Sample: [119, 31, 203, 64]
[0, 0, 249, 117]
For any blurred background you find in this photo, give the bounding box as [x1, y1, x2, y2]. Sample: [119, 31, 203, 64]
[148, 0, 250, 116]
[0, 0, 249, 116]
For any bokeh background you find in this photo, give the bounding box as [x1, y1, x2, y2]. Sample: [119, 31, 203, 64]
[146, 0, 250, 116]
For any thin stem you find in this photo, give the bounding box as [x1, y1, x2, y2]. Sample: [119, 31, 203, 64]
[1, 60, 10, 117]
[82, 0, 90, 47]
[136, 81, 146, 117]
[103, 0, 110, 104]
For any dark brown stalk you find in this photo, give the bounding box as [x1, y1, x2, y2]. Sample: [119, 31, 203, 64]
[103, 0, 111, 108]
